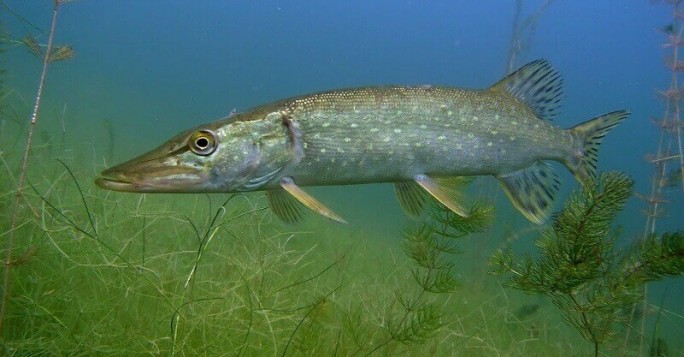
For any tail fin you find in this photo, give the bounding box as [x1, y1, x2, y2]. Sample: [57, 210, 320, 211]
[566, 110, 629, 182]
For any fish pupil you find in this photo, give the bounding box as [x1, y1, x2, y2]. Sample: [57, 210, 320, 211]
[196, 137, 208, 149]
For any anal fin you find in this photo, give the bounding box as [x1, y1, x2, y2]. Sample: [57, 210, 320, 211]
[413, 174, 469, 218]
[278, 177, 347, 224]
[497, 162, 560, 224]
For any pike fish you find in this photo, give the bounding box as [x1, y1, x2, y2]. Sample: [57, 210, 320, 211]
[95, 60, 628, 224]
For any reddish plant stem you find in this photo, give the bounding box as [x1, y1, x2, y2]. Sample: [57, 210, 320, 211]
[0, 0, 61, 334]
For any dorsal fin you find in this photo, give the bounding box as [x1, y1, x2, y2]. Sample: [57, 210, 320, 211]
[490, 60, 563, 121]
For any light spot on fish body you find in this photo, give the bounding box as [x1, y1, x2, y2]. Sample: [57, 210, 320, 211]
[487, 142, 493, 146]
[320, 148, 326, 153]
[322, 122, 330, 128]
[383, 136, 391, 142]
[350, 123, 358, 128]
[394, 129, 402, 134]
[370, 128, 379, 133]
[437, 135, 446, 140]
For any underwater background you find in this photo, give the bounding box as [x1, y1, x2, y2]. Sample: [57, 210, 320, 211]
[1, 0, 683, 355]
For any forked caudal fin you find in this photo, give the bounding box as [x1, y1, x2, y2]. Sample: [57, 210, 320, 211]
[566, 110, 630, 182]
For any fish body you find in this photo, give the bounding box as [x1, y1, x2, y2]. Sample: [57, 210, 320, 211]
[96, 60, 628, 224]
[269, 87, 569, 186]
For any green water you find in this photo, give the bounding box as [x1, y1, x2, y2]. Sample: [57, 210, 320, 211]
[2, 1, 684, 355]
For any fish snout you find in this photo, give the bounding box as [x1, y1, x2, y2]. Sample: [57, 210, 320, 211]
[96, 156, 208, 193]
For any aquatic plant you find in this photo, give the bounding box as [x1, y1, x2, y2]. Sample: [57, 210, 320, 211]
[505, 0, 556, 73]
[1, 0, 75, 334]
[491, 172, 684, 356]
[371, 183, 493, 352]
[644, 0, 684, 235]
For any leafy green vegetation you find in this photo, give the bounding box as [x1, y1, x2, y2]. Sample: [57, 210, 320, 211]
[0, 4, 682, 355]
[491, 172, 684, 356]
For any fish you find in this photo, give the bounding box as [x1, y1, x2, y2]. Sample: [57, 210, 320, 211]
[95, 60, 628, 224]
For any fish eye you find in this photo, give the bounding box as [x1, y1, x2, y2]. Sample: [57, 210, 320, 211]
[188, 130, 217, 156]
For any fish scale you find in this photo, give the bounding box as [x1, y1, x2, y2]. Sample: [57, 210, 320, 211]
[96, 60, 628, 224]
[282, 86, 571, 186]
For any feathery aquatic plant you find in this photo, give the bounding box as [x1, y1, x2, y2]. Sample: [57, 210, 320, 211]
[491, 172, 684, 357]
[368, 178, 493, 352]
[1, 0, 76, 334]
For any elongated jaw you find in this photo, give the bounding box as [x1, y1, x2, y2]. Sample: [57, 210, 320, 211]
[96, 162, 209, 193]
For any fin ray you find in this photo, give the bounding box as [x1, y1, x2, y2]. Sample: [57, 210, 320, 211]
[394, 181, 429, 216]
[567, 110, 629, 181]
[413, 174, 469, 217]
[491, 59, 563, 121]
[497, 162, 560, 224]
[279, 177, 347, 224]
[266, 189, 305, 224]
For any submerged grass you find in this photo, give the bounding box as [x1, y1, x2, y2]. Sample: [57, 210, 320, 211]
[0, 17, 681, 354]
[0, 85, 681, 356]
[0, 137, 610, 356]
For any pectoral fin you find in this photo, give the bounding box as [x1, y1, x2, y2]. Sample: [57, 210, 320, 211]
[266, 189, 305, 223]
[497, 162, 560, 224]
[413, 174, 469, 218]
[278, 177, 347, 224]
[394, 181, 429, 216]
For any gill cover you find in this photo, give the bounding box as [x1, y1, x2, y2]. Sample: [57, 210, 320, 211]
[221, 111, 304, 191]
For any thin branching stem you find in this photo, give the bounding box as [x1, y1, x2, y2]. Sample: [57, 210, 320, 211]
[1, 0, 61, 334]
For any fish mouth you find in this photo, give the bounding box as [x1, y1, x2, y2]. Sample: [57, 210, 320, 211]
[95, 175, 139, 192]
[96, 167, 208, 193]
[95, 153, 210, 193]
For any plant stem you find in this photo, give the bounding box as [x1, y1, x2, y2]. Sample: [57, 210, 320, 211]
[569, 293, 600, 357]
[0, 0, 61, 334]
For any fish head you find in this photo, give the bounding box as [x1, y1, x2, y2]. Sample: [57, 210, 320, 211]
[96, 111, 301, 193]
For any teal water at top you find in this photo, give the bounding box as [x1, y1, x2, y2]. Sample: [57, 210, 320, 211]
[2, 1, 683, 350]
